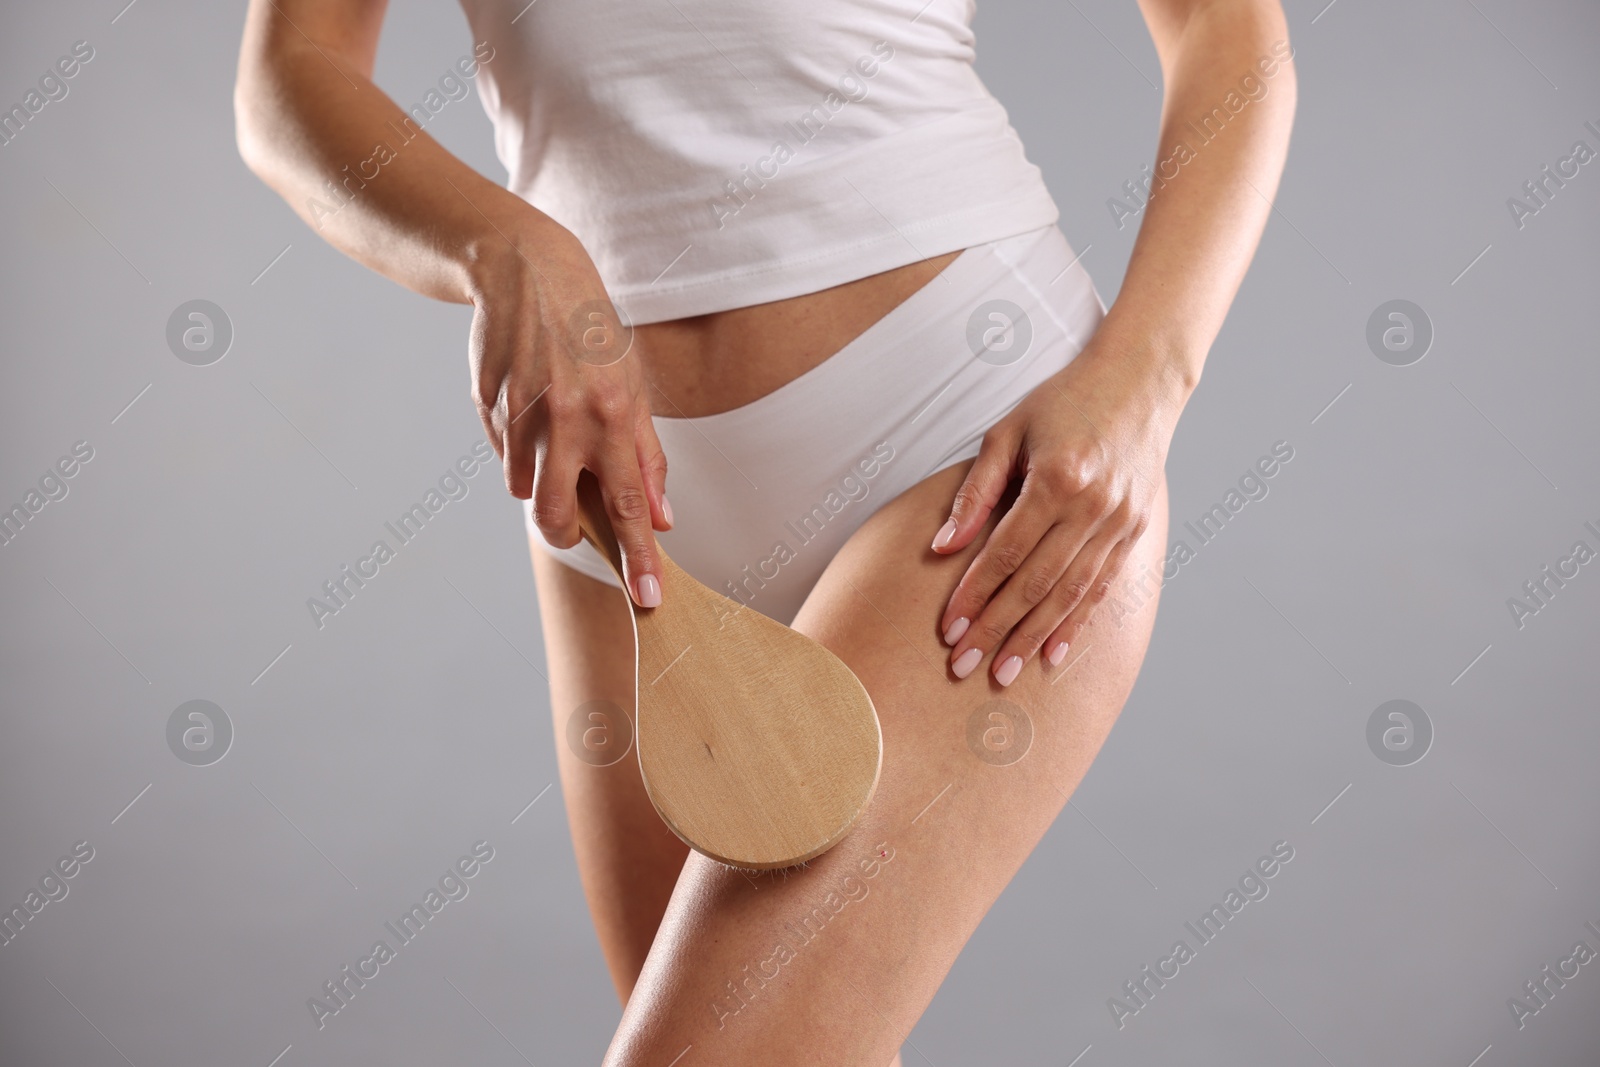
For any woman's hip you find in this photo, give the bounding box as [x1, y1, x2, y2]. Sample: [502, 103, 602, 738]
[528, 223, 1106, 625]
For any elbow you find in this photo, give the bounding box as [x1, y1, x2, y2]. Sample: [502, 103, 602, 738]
[233, 1, 281, 181]
[232, 23, 293, 184]
[231, 90, 258, 178]
[232, 69, 270, 180]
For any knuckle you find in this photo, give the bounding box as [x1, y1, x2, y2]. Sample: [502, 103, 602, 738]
[1090, 578, 1115, 603]
[606, 484, 650, 523]
[1044, 460, 1090, 495]
[951, 485, 985, 518]
[532, 504, 569, 539]
[1059, 578, 1093, 606]
[975, 617, 1012, 645]
[504, 384, 542, 419]
[985, 542, 1026, 576]
[588, 386, 630, 422]
[1018, 569, 1056, 606]
[543, 388, 577, 420]
[1009, 625, 1048, 655]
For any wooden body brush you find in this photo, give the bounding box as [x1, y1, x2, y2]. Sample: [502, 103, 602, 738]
[575, 470, 882, 869]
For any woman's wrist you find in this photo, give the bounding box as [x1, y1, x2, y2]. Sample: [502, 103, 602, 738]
[1066, 322, 1198, 439]
[459, 201, 576, 307]
[1098, 304, 1203, 395]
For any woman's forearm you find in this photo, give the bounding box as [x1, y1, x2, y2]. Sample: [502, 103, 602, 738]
[1091, 0, 1297, 412]
[233, 0, 552, 305]
[234, 1, 673, 605]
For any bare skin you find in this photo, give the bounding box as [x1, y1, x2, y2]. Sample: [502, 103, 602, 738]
[538, 463, 1168, 1064]
[633, 250, 961, 419]
[235, 0, 1294, 1061]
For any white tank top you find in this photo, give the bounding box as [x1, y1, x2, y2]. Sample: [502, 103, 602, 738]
[457, 0, 1059, 324]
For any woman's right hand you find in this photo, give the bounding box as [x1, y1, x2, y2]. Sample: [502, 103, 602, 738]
[467, 216, 671, 609]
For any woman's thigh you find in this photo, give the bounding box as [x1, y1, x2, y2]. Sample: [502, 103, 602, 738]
[529, 542, 690, 1003]
[602, 458, 1169, 1066]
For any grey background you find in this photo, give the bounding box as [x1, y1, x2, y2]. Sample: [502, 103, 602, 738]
[2, 0, 1597, 1064]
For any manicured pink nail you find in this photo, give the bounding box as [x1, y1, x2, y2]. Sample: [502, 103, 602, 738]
[931, 517, 957, 551]
[951, 647, 982, 679]
[636, 573, 662, 608]
[994, 655, 1023, 687]
[943, 617, 970, 646]
[1047, 641, 1069, 667]
[661, 495, 674, 527]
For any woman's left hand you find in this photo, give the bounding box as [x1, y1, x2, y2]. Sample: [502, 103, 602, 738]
[932, 343, 1183, 685]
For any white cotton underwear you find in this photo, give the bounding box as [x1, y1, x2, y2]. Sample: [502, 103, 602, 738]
[527, 222, 1105, 626]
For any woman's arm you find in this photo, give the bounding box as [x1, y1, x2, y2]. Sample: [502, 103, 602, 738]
[1104, 0, 1297, 395]
[934, 0, 1296, 683]
[234, 0, 670, 607]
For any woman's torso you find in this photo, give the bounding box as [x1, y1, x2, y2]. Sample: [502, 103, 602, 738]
[632, 250, 961, 416]
[456, 0, 1057, 413]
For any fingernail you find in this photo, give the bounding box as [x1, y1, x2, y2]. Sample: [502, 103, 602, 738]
[995, 655, 1023, 687]
[951, 647, 982, 679]
[931, 517, 957, 551]
[636, 573, 662, 608]
[661, 495, 674, 527]
[1047, 641, 1069, 667]
[942, 617, 970, 646]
